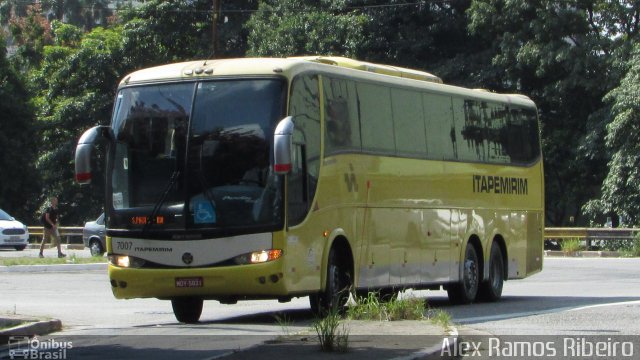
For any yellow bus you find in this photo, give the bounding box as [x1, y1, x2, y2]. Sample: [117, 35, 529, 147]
[75, 57, 544, 323]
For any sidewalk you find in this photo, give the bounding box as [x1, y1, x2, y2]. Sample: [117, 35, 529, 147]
[218, 320, 454, 360]
[0, 317, 454, 360]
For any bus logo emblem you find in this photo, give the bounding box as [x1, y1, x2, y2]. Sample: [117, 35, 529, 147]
[344, 164, 358, 192]
[182, 253, 194, 265]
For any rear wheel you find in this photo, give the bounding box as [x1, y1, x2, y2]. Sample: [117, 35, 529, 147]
[171, 297, 203, 323]
[447, 242, 480, 304]
[309, 247, 352, 316]
[478, 243, 504, 302]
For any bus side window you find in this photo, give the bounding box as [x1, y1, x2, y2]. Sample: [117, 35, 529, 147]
[326, 98, 351, 148]
[323, 77, 360, 155]
[288, 143, 308, 225]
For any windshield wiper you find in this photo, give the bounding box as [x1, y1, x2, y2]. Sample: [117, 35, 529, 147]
[143, 170, 180, 235]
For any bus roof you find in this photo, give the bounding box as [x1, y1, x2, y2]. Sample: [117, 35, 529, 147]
[119, 57, 535, 108]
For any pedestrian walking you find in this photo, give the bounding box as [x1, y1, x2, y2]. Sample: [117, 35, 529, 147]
[38, 196, 66, 258]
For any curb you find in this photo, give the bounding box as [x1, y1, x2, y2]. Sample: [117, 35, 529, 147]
[0, 319, 62, 338]
[0, 318, 63, 352]
[0, 263, 107, 273]
[544, 250, 622, 257]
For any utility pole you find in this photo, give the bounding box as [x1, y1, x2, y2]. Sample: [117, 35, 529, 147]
[211, 0, 221, 58]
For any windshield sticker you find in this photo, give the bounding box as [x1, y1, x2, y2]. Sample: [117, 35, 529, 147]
[194, 200, 216, 224]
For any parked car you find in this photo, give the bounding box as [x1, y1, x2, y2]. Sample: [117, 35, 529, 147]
[0, 208, 29, 251]
[83, 213, 105, 256]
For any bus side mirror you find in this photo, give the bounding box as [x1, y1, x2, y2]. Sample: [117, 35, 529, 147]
[273, 116, 294, 174]
[75, 126, 114, 185]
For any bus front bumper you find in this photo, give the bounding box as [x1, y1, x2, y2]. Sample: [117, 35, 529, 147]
[108, 260, 288, 300]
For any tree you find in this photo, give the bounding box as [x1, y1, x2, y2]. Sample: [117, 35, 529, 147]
[246, 0, 368, 57]
[8, 4, 54, 70]
[0, 34, 39, 221]
[40, 0, 112, 30]
[585, 43, 640, 225]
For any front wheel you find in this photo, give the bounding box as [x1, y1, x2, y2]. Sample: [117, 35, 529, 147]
[171, 297, 203, 323]
[478, 243, 504, 302]
[447, 242, 480, 304]
[89, 239, 104, 257]
[309, 247, 352, 316]
[14, 245, 26, 251]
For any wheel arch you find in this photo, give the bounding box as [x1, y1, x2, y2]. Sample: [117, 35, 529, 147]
[319, 231, 354, 292]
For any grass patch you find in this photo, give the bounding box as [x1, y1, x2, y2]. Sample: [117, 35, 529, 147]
[313, 308, 349, 352]
[426, 308, 452, 330]
[560, 238, 584, 255]
[347, 292, 425, 321]
[0, 254, 106, 266]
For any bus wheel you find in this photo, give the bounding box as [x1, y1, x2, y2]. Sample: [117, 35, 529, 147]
[478, 243, 504, 302]
[171, 297, 203, 323]
[447, 242, 480, 304]
[310, 247, 351, 316]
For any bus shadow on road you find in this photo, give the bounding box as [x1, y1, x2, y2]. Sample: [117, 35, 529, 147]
[207, 308, 315, 325]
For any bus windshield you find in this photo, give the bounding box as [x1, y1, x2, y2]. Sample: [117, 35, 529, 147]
[109, 79, 286, 236]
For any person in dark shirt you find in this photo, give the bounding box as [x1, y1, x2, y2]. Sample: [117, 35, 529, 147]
[38, 196, 66, 258]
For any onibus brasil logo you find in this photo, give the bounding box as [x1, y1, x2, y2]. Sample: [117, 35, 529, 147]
[8, 336, 72, 359]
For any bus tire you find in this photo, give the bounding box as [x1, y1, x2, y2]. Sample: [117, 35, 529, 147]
[447, 242, 480, 304]
[171, 297, 203, 323]
[310, 247, 351, 316]
[478, 243, 504, 302]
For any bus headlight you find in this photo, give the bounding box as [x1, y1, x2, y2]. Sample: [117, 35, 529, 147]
[234, 249, 283, 265]
[108, 255, 146, 268]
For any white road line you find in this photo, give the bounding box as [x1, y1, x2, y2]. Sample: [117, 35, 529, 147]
[455, 300, 640, 324]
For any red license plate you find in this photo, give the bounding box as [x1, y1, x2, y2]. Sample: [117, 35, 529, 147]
[175, 277, 203, 288]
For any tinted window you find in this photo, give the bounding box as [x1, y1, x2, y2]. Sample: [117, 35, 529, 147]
[320, 75, 540, 165]
[392, 88, 427, 156]
[424, 93, 455, 160]
[323, 77, 361, 154]
[358, 82, 394, 153]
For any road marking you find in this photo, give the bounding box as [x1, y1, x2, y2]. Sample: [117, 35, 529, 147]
[567, 300, 640, 312]
[455, 300, 640, 324]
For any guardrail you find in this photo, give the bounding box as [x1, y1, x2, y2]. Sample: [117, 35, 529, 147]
[27, 226, 84, 244]
[544, 227, 638, 249]
[26, 226, 638, 248]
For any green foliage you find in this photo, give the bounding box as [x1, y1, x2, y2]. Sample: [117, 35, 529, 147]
[425, 308, 452, 330]
[347, 292, 425, 321]
[561, 238, 584, 255]
[9, 3, 53, 70]
[246, 0, 367, 57]
[312, 308, 349, 352]
[0, 254, 106, 266]
[0, 33, 39, 221]
[590, 44, 640, 225]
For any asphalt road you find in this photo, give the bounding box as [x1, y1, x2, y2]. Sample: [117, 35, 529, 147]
[1, 254, 639, 358]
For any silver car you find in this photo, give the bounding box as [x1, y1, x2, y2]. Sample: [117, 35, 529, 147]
[0, 208, 29, 251]
[83, 213, 105, 256]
